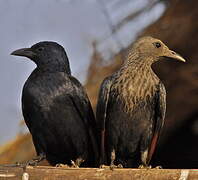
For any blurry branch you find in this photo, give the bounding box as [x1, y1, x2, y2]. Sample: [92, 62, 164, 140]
[97, 0, 123, 49]
[96, 0, 164, 46]
[112, 0, 132, 10]
[112, 0, 168, 9]
[55, 0, 72, 3]
[115, 0, 162, 32]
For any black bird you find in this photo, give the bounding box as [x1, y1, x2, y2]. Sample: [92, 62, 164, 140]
[11, 41, 98, 167]
[96, 36, 186, 168]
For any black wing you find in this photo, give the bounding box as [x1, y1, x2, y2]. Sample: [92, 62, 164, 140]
[68, 75, 99, 165]
[96, 76, 113, 164]
[147, 82, 166, 164]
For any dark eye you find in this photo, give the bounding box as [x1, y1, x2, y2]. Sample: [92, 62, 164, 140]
[154, 42, 161, 48]
[37, 47, 44, 52]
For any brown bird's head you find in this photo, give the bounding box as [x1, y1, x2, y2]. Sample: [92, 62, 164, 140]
[130, 36, 186, 64]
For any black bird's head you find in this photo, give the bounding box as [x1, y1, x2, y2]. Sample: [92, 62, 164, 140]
[131, 36, 186, 64]
[11, 41, 71, 74]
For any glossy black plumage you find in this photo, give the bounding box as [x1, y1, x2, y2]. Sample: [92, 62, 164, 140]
[96, 36, 186, 168]
[11, 42, 98, 167]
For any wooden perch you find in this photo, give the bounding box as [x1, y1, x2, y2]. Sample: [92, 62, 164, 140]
[0, 165, 198, 180]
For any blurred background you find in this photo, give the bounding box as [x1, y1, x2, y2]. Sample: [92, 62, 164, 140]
[0, 0, 198, 168]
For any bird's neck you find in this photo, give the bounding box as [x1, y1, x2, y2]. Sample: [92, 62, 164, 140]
[37, 59, 71, 74]
[120, 53, 154, 78]
[112, 53, 159, 110]
[38, 65, 71, 74]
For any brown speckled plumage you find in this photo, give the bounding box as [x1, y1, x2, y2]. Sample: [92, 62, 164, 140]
[113, 58, 159, 113]
[96, 36, 186, 168]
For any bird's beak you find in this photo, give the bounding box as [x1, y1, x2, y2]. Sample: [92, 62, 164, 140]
[162, 49, 186, 62]
[11, 48, 36, 59]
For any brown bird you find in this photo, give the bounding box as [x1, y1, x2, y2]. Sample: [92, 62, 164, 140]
[96, 36, 186, 168]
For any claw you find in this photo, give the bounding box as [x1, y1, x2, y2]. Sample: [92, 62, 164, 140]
[110, 163, 123, 170]
[24, 154, 46, 167]
[117, 164, 123, 168]
[70, 157, 84, 168]
[138, 164, 152, 169]
[26, 160, 38, 166]
[155, 166, 162, 169]
[99, 164, 110, 169]
[71, 160, 79, 168]
[55, 164, 70, 168]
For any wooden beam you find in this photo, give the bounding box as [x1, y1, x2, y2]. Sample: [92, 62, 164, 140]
[0, 165, 197, 180]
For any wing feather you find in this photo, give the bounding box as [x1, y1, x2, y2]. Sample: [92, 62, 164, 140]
[147, 82, 166, 164]
[96, 76, 113, 164]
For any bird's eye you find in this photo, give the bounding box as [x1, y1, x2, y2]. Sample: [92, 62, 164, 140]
[37, 47, 44, 52]
[154, 42, 161, 48]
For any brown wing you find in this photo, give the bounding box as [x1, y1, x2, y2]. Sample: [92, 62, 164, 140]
[96, 76, 113, 165]
[147, 82, 166, 164]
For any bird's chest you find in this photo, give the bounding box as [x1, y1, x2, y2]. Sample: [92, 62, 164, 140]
[111, 76, 157, 113]
[22, 74, 68, 111]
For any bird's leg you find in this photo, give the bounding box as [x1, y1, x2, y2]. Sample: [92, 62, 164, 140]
[110, 149, 116, 170]
[138, 149, 152, 169]
[26, 153, 46, 166]
[75, 157, 85, 167]
[71, 157, 85, 168]
[109, 149, 123, 170]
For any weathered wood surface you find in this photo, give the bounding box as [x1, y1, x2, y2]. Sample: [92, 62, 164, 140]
[0, 165, 197, 180]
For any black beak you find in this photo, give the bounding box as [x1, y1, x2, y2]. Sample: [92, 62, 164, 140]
[11, 48, 36, 59]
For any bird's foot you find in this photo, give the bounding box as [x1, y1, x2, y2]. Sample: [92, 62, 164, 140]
[17, 160, 38, 170]
[138, 164, 152, 169]
[110, 163, 123, 170]
[99, 164, 110, 169]
[117, 164, 123, 168]
[154, 165, 162, 169]
[76, 157, 84, 167]
[55, 164, 70, 168]
[70, 157, 84, 168]
[71, 160, 79, 168]
[25, 159, 39, 167]
[25, 154, 46, 167]
[56, 157, 85, 168]
[27, 159, 39, 166]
